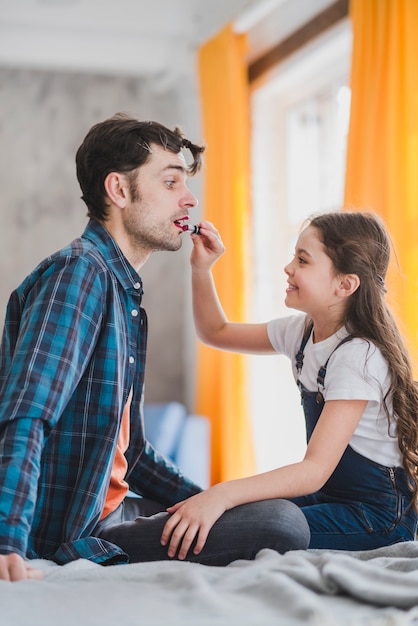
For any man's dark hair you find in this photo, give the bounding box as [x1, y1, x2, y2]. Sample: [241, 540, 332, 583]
[75, 113, 205, 221]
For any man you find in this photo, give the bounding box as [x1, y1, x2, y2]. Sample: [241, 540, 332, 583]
[0, 114, 310, 581]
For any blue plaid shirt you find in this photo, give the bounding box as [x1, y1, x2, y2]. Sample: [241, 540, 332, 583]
[0, 220, 201, 565]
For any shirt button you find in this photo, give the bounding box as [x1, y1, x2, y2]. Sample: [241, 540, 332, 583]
[133, 282, 141, 290]
[131, 309, 138, 317]
[129, 356, 135, 364]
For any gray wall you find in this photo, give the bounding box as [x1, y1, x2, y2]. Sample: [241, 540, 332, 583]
[0, 67, 202, 408]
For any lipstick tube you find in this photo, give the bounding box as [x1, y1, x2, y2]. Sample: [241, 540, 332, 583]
[182, 224, 201, 235]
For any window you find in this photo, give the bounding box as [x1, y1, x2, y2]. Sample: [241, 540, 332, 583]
[249, 21, 352, 472]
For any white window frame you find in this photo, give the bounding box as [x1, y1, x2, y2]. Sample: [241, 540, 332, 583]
[248, 20, 352, 472]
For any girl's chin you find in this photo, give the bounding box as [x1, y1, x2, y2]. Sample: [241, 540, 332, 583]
[284, 294, 297, 305]
[284, 297, 304, 313]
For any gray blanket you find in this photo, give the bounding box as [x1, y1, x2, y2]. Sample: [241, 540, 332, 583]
[2, 543, 418, 625]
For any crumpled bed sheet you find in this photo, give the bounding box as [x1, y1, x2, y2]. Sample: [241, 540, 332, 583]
[2, 542, 418, 625]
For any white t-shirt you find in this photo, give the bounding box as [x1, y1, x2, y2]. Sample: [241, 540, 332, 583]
[267, 314, 402, 467]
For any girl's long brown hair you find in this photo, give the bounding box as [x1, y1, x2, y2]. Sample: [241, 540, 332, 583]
[310, 211, 418, 510]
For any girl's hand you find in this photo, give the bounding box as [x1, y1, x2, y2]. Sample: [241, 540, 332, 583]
[189, 221, 225, 271]
[160, 487, 228, 560]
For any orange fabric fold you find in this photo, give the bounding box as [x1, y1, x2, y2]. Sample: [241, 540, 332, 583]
[344, 0, 418, 362]
[197, 24, 256, 483]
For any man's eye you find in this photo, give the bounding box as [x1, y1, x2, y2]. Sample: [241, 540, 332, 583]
[165, 180, 175, 188]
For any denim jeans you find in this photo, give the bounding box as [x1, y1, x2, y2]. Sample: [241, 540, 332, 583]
[93, 496, 310, 565]
[293, 383, 418, 550]
[290, 486, 417, 550]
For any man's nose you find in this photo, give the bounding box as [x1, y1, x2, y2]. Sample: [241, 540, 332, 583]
[182, 187, 198, 209]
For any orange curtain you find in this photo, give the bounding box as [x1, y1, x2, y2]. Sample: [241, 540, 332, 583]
[197, 24, 256, 484]
[344, 0, 418, 359]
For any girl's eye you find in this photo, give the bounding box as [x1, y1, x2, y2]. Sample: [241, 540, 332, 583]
[298, 257, 307, 264]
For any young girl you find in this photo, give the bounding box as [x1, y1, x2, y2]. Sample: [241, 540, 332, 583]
[161, 211, 418, 559]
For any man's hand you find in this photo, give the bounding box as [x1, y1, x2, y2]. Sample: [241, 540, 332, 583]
[160, 487, 228, 560]
[0, 553, 43, 581]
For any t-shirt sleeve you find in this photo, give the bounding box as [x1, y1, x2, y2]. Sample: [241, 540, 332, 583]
[267, 314, 307, 358]
[323, 339, 389, 406]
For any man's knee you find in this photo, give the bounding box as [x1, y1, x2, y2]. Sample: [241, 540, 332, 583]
[264, 499, 310, 551]
[230, 498, 310, 553]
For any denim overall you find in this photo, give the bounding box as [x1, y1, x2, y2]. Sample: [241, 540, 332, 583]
[289, 324, 417, 550]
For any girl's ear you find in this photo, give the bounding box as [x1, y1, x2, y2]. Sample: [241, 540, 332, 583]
[104, 172, 129, 209]
[336, 274, 360, 298]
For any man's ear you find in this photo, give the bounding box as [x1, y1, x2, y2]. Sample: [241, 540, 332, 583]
[336, 274, 360, 298]
[104, 172, 129, 209]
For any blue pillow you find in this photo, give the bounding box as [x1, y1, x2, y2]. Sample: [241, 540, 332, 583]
[143, 402, 187, 460]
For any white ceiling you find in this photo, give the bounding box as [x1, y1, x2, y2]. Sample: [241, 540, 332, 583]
[0, 0, 264, 42]
[0, 0, 271, 76]
[0, 0, 337, 77]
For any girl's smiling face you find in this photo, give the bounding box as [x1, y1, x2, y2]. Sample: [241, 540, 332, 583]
[284, 225, 343, 319]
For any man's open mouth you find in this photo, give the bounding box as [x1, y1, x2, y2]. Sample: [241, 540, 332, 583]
[174, 217, 190, 231]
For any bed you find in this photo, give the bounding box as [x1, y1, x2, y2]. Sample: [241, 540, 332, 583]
[2, 542, 418, 625]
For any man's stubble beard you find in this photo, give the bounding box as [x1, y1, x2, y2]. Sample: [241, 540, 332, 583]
[124, 204, 182, 253]
[126, 178, 182, 252]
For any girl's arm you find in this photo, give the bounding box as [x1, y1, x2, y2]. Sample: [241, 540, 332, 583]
[160, 398, 367, 559]
[190, 222, 274, 354]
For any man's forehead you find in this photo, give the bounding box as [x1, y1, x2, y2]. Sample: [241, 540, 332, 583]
[147, 143, 187, 170]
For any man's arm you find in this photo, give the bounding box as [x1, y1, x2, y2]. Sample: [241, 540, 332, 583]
[0, 418, 45, 580]
[127, 440, 202, 505]
[0, 418, 44, 558]
[0, 256, 104, 566]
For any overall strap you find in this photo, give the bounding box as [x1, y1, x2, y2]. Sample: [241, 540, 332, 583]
[295, 321, 313, 377]
[295, 321, 354, 402]
[316, 334, 354, 390]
